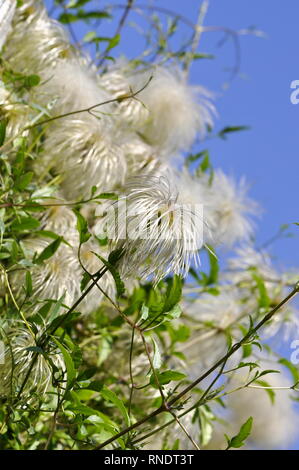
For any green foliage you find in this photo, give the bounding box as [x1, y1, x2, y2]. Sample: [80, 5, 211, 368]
[225, 417, 253, 449]
[93, 252, 125, 297]
[59, 11, 111, 24]
[101, 387, 130, 427]
[35, 237, 62, 264]
[0, 120, 7, 146]
[74, 210, 90, 244]
[0, 0, 296, 453]
[149, 370, 186, 388]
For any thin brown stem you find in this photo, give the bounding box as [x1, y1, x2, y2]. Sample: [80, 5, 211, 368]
[25, 77, 152, 130]
[169, 409, 200, 450]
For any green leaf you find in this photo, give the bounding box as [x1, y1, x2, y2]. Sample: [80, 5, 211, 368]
[151, 336, 162, 369]
[83, 31, 97, 43]
[0, 120, 7, 146]
[164, 304, 182, 321]
[94, 192, 118, 200]
[172, 439, 180, 450]
[14, 172, 33, 191]
[101, 386, 130, 426]
[218, 126, 250, 139]
[206, 246, 218, 285]
[35, 237, 62, 264]
[25, 271, 33, 297]
[199, 406, 214, 446]
[93, 252, 125, 297]
[185, 149, 209, 167]
[193, 53, 214, 60]
[80, 271, 92, 291]
[47, 309, 80, 333]
[169, 324, 190, 343]
[59, 10, 111, 24]
[244, 368, 279, 391]
[106, 34, 120, 52]
[252, 273, 270, 308]
[189, 267, 202, 284]
[140, 304, 149, 321]
[254, 380, 275, 404]
[108, 248, 124, 265]
[242, 343, 252, 358]
[23, 74, 40, 88]
[163, 275, 182, 313]
[52, 337, 76, 389]
[199, 152, 211, 173]
[77, 367, 97, 382]
[23, 201, 45, 212]
[279, 358, 299, 385]
[87, 381, 103, 392]
[74, 210, 90, 243]
[25, 346, 44, 354]
[35, 230, 63, 240]
[226, 417, 253, 449]
[58, 12, 81, 23]
[67, 391, 119, 430]
[150, 370, 186, 388]
[12, 216, 40, 232]
[80, 11, 112, 21]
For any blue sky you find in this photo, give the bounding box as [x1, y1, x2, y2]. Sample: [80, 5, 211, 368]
[190, 0, 299, 270]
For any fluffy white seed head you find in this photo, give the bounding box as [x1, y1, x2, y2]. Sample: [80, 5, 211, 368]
[172, 168, 215, 241]
[5, 9, 74, 74]
[33, 58, 127, 200]
[39, 195, 78, 238]
[180, 289, 243, 373]
[41, 115, 127, 200]
[99, 67, 150, 128]
[96, 173, 204, 282]
[206, 170, 257, 246]
[120, 136, 159, 176]
[222, 245, 280, 300]
[224, 244, 276, 282]
[13, 237, 81, 309]
[221, 245, 299, 340]
[163, 167, 256, 248]
[166, 168, 254, 247]
[39, 60, 110, 114]
[134, 66, 215, 153]
[12, 0, 45, 24]
[0, 322, 65, 398]
[77, 238, 117, 314]
[0, 0, 16, 51]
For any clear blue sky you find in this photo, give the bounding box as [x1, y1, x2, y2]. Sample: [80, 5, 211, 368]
[44, 0, 299, 449]
[189, 0, 299, 271]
